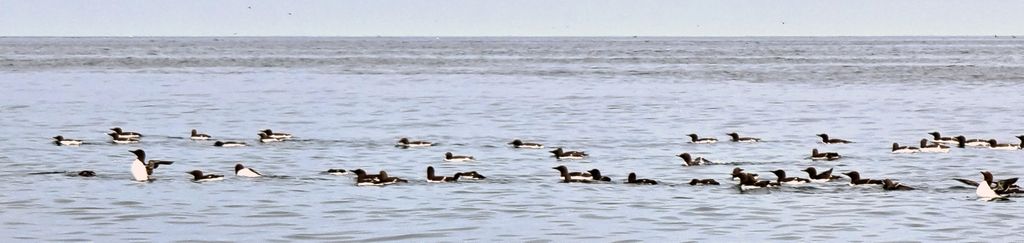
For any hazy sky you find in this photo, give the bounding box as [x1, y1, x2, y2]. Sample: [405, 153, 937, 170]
[2, 0, 1022, 36]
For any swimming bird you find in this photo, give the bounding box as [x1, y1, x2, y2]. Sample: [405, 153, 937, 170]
[352, 169, 382, 186]
[689, 179, 720, 185]
[553, 165, 592, 181]
[816, 134, 852, 144]
[769, 170, 811, 185]
[586, 169, 612, 182]
[52, 135, 83, 146]
[686, 134, 718, 144]
[977, 177, 1009, 200]
[987, 139, 1021, 150]
[77, 170, 96, 177]
[377, 171, 408, 184]
[187, 170, 224, 182]
[678, 153, 713, 166]
[508, 139, 544, 149]
[731, 167, 756, 181]
[625, 173, 657, 185]
[324, 168, 348, 175]
[426, 166, 460, 182]
[234, 163, 262, 177]
[739, 173, 779, 190]
[214, 141, 248, 147]
[190, 129, 211, 140]
[891, 143, 920, 154]
[396, 138, 432, 148]
[842, 171, 883, 186]
[726, 132, 761, 143]
[550, 147, 587, 160]
[128, 149, 173, 181]
[955, 135, 990, 148]
[110, 127, 142, 138]
[443, 152, 475, 162]
[258, 133, 282, 143]
[260, 129, 292, 140]
[457, 171, 487, 180]
[801, 167, 840, 182]
[928, 131, 957, 144]
[109, 133, 140, 144]
[881, 179, 914, 191]
[810, 148, 841, 160]
[954, 171, 1020, 195]
[918, 139, 950, 153]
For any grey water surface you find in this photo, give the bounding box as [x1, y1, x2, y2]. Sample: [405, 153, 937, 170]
[1, 37, 1023, 242]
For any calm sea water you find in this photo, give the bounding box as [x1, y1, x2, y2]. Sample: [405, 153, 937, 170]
[1, 37, 1023, 242]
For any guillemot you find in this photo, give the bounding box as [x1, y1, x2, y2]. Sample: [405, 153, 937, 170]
[234, 163, 262, 177]
[77, 170, 96, 177]
[190, 129, 211, 140]
[110, 127, 143, 138]
[586, 169, 612, 182]
[187, 170, 225, 182]
[258, 133, 283, 143]
[955, 135, 990, 148]
[842, 171, 883, 186]
[987, 139, 1021, 150]
[324, 169, 348, 175]
[426, 166, 460, 182]
[738, 172, 779, 190]
[918, 139, 950, 153]
[377, 171, 408, 184]
[954, 171, 1020, 195]
[689, 179, 720, 185]
[396, 138, 432, 148]
[731, 167, 757, 181]
[443, 152, 475, 162]
[810, 149, 841, 160]
[214, 141, 248, 147]
[801, 167, 840, 182]
[456, 171, 486, 180]
[816, 134, 852, 144]
[550, 148, 587, 160]
[769, 170, 811, 184]
[928, 131, 957, 144]
[678, 153, 713, 166]
[508, 139, 544, 149]
[260, 129, 292, 140]
[881, 179, 914, 191]
[725, 132, 761, 143]
[52, 136, 83, 146]
[891, 143, 920, 154]
[109, 133, 140, 144]
[686, 134, 718, 144]
[128, 149, 173, 182]
[553, 165, 592, 181]
[352, 169, 383, 186]
[625, 173, 657, 185]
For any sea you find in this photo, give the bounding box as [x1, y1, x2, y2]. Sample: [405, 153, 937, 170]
[1, 37, 1022, 242]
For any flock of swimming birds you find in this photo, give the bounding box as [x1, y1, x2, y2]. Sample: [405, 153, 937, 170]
[48, 128, 1024, 201]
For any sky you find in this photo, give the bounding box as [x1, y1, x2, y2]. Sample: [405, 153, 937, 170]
[2, 0, 1023, 37]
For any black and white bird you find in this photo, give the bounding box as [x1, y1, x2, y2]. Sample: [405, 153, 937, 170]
[816, 134, 852, 144]
[234, 163, 262, 177]
[396, 138, 432, 148]
[725, 132, 761, 143]
[214, 141, 248, 147]
[842, 171, 883, 186]
[508, 139, 544, 149]
[891, 143, 920, 154]
[769, 169, 811, 185]
[678, 153, 713, 166]
[955, 135, 990, 148]
[128, 149, 173, 182]
[801, 167, 840, 182]
[187, 170, 224, 182]
[987, 139, 1021, 150]
[625, 173, 658, 185]
[918, 139, 950, 153]
[190, 129, 211, 140]
[52, 135, 83, 146]
[260, 129, 292, 140]
[109, 133, 140, 144]
[550, 148, 587, 160]
[881, 179, 914, 191]
[258, 133, 283, 143]
[927, 131, 957, 144]
[426, 166, 460, 183]
[810, 148, 841, 160]
[110, 127, 143, 138]
[686, 134, 718, 144]
[443, 152, 475, 162]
